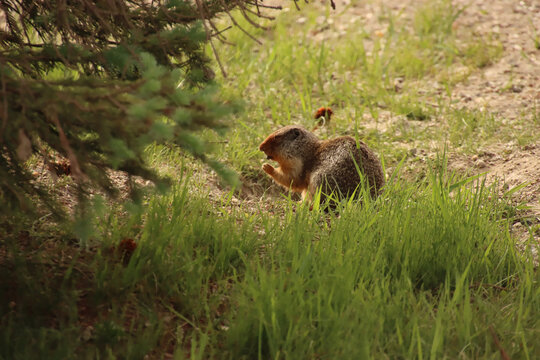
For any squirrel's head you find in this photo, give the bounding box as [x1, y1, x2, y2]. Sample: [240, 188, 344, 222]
[259, 126, 319, 163]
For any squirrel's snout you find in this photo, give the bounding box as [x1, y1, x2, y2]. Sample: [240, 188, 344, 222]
[259, 139, 270, 153]
[259, 141, 274, 160]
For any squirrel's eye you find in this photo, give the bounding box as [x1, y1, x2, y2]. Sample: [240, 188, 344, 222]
[292, 129, 300, 138]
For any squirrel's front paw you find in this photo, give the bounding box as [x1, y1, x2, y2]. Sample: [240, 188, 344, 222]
[262, 163, 275, 175]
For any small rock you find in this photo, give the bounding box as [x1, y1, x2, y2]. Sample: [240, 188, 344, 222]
[510, 84, 524, 93]
[476, 159, 488, 168]
[481, 150, 496, 158]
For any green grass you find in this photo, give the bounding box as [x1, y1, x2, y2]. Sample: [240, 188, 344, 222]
[1, 0, 539, 359]
[2, 162, 538, 358]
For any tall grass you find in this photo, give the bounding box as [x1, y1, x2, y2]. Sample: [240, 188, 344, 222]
[1, 1, 539, 359]
[223, 164, 536, 359]
[1, 161, 537, 358]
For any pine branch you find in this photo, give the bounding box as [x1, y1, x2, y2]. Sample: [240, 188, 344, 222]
[0, 0, 293, 221]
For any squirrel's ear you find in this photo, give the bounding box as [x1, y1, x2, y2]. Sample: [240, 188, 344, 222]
[292, 128, 301, 138]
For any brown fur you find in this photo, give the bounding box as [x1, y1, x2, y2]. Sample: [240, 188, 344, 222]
[259, 125, 385, 203]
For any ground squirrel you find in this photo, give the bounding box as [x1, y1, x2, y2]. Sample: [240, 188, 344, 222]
[259, 109, 385, 203]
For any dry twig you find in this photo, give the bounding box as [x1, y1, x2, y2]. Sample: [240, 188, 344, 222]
[488, 325, 510, 360]
[194, 0, 228, 77]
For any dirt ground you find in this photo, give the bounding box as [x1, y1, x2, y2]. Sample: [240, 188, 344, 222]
[360, 0, 540, 214]
[445, 0, 540, 245]
[449, 1, 539, 188]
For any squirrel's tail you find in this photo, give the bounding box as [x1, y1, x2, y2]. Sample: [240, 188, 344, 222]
[314, 107, 333, 121]
[313, 107, 333, 131]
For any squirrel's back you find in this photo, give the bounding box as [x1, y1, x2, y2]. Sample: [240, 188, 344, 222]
[312, 136, 385, 199]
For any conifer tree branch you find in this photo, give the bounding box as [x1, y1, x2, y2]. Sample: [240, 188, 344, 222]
[0, 0, 314, 219]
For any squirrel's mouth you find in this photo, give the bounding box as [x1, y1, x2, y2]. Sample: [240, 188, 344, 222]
[260, 147, 273, 160]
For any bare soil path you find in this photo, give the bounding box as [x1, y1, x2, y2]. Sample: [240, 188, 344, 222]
[447, 0, 540, 233]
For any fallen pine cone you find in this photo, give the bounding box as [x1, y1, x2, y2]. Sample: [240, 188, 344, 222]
[48, 160, 71, 177]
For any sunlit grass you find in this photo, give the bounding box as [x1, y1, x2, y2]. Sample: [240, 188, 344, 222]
[208, 0, 511, 174]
